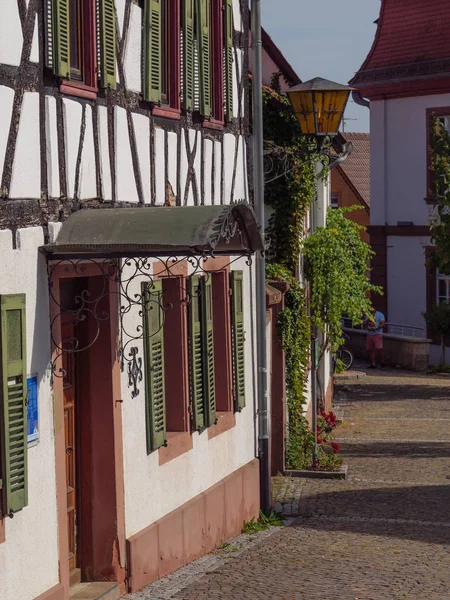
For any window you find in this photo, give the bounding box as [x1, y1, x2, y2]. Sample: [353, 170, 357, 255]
[48, 0, 116, 95]
[230, 271, 245, 411]
[188, 275, 216, 430]
[144, 0, 233, 120]
[330, 192, 340, 209]
[0, 295, 28, 518]
[143, 277, 190, 453]
[437, 271, 450, 304]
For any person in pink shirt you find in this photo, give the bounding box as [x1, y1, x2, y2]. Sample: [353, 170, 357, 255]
[365, 305, 386, 368]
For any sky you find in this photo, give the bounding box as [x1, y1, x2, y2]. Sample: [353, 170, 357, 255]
[260, 0, 382, 133]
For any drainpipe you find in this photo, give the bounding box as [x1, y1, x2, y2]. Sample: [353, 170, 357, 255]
[251, 0, 271, 516]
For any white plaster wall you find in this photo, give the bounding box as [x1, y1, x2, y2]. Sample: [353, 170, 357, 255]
[45, 96, 60, 198]
[10, 92, 41, 199]
[154, 127, 166, 205]
[116, 107, 139, 203]
[124, 2, 143, 93]
[0, 228, 59, 600]
[370, 94, 450, 227]
[122, 258, 257, 537]
[386, 236, 430, 328]
[133, 113, 151, 204]
[98, 105, 112, 201]
[0, 1, 23, 67]
[63, 98, 83, 199]
[79, 105, 97, 199]
[0, 86, 14, 184]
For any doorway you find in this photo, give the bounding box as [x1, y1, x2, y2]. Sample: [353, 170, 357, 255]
[55, 273, 126, 590]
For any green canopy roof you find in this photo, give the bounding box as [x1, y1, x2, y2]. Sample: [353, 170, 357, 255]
[42, 204, 264, 258]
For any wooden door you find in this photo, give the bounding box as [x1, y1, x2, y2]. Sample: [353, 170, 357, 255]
[62, 320, 77, 572]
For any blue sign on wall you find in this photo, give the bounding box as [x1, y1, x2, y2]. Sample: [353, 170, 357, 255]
[27, 374, 39, 446]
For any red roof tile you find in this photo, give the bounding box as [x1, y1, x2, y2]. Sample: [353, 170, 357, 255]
[351, 0, 450, 85]
[338, 133, 370, 208]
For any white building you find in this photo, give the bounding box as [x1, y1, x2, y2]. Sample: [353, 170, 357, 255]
[351, 0, 450, 363]
[0, 1, 262, 599]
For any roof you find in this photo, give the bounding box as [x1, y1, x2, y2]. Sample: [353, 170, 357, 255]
[42, 204, 264, 258]
[337, 133, 371, 208]
[261, 27, 301, 87]
[351, 0, 450, 87]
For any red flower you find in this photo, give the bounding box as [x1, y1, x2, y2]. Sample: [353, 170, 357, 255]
[317, 438, 323, 444]
[331, 442, 340, 453]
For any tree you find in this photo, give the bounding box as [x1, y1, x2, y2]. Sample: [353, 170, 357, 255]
[422, 302, 450, 364]
[303, 207, 381, 354]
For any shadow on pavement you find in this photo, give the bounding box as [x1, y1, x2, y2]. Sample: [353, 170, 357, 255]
[341, 440, 450, 459]
[294, 484, 450, 545]
[336, 383, 450, 402]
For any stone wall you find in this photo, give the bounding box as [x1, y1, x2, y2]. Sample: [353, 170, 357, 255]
[344, 329, 431, 372]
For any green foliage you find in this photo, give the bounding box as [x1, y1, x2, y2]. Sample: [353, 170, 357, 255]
[266, 264, 313, 469]
[263, 88, 327, 271]
[429, 114, 450, 275]
[303, 208, 381, 353]
[242, 510, 284, 534]
[422, 301, 450, 363]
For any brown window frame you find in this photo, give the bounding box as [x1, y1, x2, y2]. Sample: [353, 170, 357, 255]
[152, 0, 182, 119]
[60, 0, 98, 100]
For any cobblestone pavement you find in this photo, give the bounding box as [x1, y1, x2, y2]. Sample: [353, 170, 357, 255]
[126, 367, 450, 599]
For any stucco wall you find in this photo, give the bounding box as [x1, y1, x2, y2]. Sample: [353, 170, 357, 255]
[386, 236, 430, 328]
[0, 229, 59, 600]
[370, 93, 450, 227]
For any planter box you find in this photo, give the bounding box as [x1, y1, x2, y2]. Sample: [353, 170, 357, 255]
[285, 464, 348, 480]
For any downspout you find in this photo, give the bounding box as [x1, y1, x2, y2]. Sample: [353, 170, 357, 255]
[251, 0, 271, 515]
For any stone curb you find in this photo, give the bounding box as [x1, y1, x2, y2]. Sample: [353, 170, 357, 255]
[285, 464, 348, 480]
[334, 370, 367, 381]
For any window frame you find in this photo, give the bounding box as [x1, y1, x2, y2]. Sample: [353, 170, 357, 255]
[59, 0, 98, 99]
[437, 270, 450, 304]
[330, 192, 340, 209]
[151, 0, 182, 118]
[426, 106, 450, 204]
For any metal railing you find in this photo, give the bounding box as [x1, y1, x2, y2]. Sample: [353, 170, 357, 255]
[341, 317, 427, 339]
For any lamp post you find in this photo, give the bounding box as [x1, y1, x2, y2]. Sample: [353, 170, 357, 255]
[286, 77, 354, 138]
[287, 77, 354, 467]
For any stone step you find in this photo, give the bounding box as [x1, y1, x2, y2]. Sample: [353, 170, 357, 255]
[69, 582, 120, 600]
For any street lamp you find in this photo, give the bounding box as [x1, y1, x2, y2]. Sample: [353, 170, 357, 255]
[286, 77, 354, 137]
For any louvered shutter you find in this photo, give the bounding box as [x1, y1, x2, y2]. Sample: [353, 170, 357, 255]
[224, 0, 233, 121]
[196, 0, 211, 116]
[201, 277, 216, 426]
[52, 0, 70, 78]
[144, 0, 162, 102]
[189, 276, 204, 430]
[143, 281, 166, 453]
[0, 295, 28, 515]
[100, 0, 117, 89]
[183, 0, 195, 110]
[231, 271, 245, 411]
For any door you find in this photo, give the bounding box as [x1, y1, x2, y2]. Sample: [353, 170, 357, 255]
[62, 320, 77, 573]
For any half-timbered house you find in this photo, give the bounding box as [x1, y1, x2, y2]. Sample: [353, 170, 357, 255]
[0, 1, 262, 599]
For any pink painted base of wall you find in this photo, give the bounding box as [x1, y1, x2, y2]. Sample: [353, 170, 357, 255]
[324, 377, 334, 413]
[127, 459, 260, 593]
[33, 584, 65, 600]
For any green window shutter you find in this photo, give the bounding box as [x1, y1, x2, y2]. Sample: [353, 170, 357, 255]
[0, 295, 28, 515]
[143, 281, 166, 453]
[196, 0, 211, 117]
[231, 271, 245, 411]
[189, 276, 205, 430]
[224, 0, 234, 121]
[143, 0, 162, 102]
[200, 276, 216, 426]
[52, 0, 71, 78]
[183, 0, 195, 110]
[100, 0, 117, 89]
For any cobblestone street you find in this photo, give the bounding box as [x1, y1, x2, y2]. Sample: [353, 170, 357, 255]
[126, 367, 450, 600]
